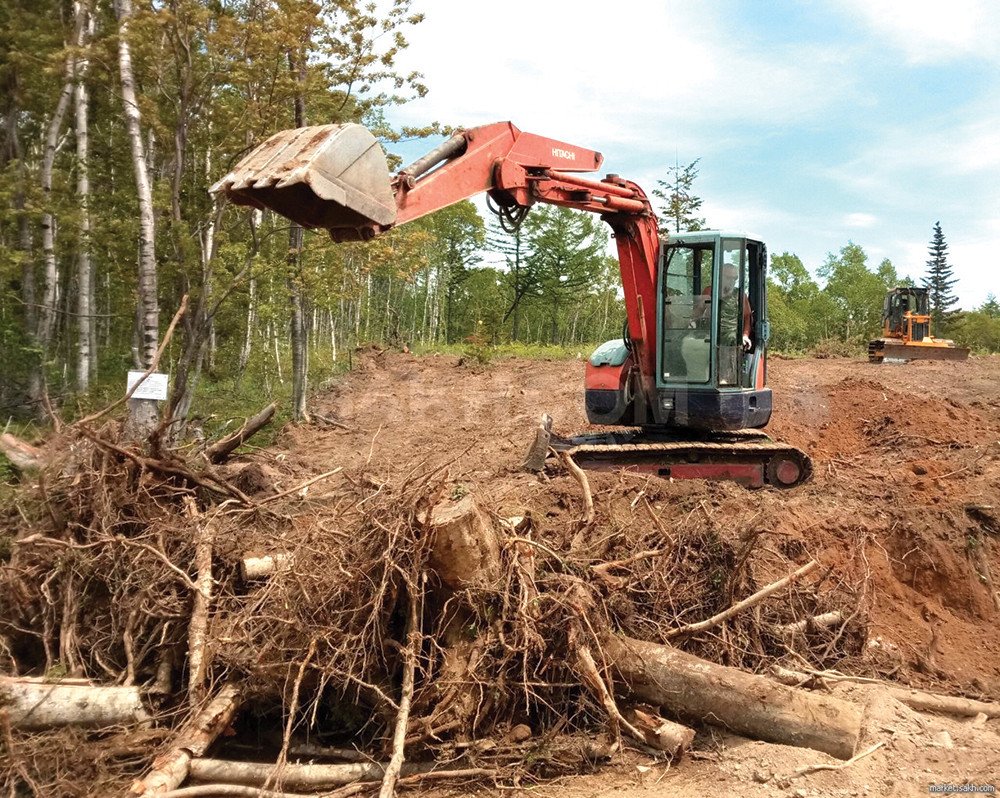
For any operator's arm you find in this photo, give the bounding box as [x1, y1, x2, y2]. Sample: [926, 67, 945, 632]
[742, 293, 753, 349]
[692, 285, 712, 324]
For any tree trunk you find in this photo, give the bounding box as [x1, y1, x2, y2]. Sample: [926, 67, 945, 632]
[602, 633, 862, 759]
[116, 0, 160, 440]
[289, 271, 308, 421]
[238, 274, 256, 374]
[74, 0, 94, 393]
[288, 51, 308, 421]
[6, 96, 41, 408]
[0, 677, 151, 730]
[39, 10, 85, 358]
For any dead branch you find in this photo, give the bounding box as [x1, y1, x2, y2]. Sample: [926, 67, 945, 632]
[786, 740, 886, 781]
[130, 682, 242, 796]
[256, 467, 343, 506]
[188, 760, 437, 790]
[768, 664, 1000, 718]
[240, 553, 293, 580]
[774, 611, 844, 641]
[378, 578, 420, 798]
[186, 498, 215, 707]
[204, 403, 277, 464]
[560, 451, 594, 527]
[667, 560, 819, 639]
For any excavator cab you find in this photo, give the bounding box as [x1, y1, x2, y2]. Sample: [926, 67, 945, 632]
[586, 231, 770, 431]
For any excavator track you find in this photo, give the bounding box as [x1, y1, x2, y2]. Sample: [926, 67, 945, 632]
[548, 429, 812, 489]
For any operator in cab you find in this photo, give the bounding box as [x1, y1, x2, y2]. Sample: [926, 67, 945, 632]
[717, 263, 753, 385]
[692, 262, 752, 385]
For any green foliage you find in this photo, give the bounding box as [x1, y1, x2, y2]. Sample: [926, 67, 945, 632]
[817, 243, 898, 343]
[952, 308, 1000, 353]
[653, 159, 706, 234]
[922, 221, 960, 330]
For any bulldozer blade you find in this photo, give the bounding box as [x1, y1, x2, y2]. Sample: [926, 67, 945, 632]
[874, 343, 970, 362]
[210, 124, 397, 236]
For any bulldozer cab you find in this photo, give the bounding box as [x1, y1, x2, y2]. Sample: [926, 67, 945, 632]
[658, 232, 766, 391]
[884, 287, 929, 339]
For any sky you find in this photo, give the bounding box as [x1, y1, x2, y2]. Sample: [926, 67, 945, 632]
[383, 0, 999, 309]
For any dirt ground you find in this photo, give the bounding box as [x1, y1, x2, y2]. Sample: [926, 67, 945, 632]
[268, 350, 1000, 797]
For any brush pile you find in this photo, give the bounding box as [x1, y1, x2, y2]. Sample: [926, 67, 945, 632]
[0, 394, 994, 797]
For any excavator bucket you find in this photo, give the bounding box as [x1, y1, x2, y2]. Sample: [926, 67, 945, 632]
[210, 124, 397, 236]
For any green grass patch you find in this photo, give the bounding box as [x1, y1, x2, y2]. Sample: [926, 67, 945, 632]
[412, 341, 594, 361]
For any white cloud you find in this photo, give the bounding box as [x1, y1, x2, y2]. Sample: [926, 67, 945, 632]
[831, 0, 1000, 63]
[388, 0, 857, 161]
[845, 212, 877, 228]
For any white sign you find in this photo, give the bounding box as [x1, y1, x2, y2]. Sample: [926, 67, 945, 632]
[126, 371, 169, 401]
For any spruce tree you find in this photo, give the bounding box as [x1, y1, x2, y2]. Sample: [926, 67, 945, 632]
[653, 158, 706, 235]
[922, 221, 959, 328]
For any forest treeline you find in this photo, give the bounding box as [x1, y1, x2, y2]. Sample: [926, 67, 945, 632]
[1, 0, 996, 429]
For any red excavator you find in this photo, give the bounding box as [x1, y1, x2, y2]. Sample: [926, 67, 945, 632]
[211, 122, 811, 488]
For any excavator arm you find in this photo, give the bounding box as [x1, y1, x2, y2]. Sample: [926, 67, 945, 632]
[211, 121, 662, 389]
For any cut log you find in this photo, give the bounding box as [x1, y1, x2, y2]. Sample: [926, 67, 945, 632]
[774, 611, 844, 640]
[131, 682, 242, 796]
[240, 553, 293, 580]
[204, 403, 276, 464]
[427, 495, 502, 591]
[0, 433, 46, 472]
[0, 676, 151, 729]
[522, 413, 553, 472]
[602, 633, 862, 759]
[625, 706, 695, 758]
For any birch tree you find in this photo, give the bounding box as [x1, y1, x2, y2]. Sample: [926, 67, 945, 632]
[115, 0, 160, 439]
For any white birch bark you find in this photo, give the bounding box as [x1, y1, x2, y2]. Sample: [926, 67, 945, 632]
[39, 9, 86, 354]
[74, 0, 94, 392]
[116, 0, 160, 438]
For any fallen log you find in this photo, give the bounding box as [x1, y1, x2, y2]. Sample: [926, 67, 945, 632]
[769, 664, 1000, 718]
[602, 633, 862, 759]
[0, 433, 45, 472]
[188, 759, 435, 789]
[130, 682, 242, 796]
[0, 676, 151, 730]
[204, 403, 276, 464]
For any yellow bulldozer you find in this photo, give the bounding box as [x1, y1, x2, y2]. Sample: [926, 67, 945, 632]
[868, 287, 969, 363]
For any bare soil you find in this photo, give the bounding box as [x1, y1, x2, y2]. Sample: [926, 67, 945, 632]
[272, 350, 1000, 797]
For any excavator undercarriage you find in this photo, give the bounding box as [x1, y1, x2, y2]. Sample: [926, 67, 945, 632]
[526, 424, 811, 489]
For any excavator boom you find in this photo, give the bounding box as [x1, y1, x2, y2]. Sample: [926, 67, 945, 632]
[213, 121, 661, 391]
